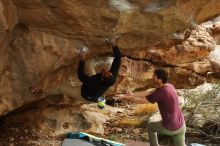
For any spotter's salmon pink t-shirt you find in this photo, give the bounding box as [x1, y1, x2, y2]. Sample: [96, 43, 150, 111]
[147, 83, 185, 131]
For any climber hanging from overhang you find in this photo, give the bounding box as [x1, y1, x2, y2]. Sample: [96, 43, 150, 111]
[29, 36, 121, 103]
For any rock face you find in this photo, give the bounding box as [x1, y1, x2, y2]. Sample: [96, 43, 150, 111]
[0, 0, 18, 116]
[0, 0, 220, 137]
[2, 95, 125, 136]
[203, 16, 220, 80]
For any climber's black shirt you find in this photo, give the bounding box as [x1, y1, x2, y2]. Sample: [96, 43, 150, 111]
[78, 46, 121, 101]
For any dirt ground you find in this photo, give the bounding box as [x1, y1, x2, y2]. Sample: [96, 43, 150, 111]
[0, 121, 218, 146]
[0, 100, 219, 146]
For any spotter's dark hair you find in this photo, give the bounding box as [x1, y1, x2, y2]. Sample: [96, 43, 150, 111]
[154, 69, 168, 84]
